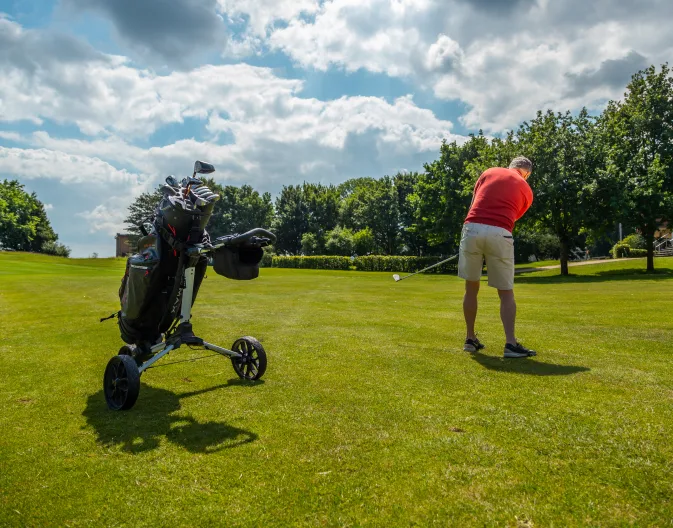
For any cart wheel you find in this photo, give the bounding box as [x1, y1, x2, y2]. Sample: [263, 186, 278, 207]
[103, 354, 140, 410]
[231, 336, 267, 381]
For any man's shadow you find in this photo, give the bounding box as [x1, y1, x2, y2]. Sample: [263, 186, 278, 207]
[82, 379, 260, 454]
[470, 351, 590, 376]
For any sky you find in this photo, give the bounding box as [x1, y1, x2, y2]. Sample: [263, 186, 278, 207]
[1, 0, 671, 257]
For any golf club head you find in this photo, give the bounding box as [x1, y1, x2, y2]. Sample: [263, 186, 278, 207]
[393, 274, 401, 282]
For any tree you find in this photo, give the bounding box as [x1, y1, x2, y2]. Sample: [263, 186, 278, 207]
[339, 177, 400, 254]
[301, 232, 321, 255]
[393, 171, 427, 255]
[273, 185, 309, 254]
[124, 189, 163, 235]
[206, 182, 274, 239]
[601, 64, 673, 272]
[414, 135, 490, 254]
[0, 179, 59, 252]
[353, 228, 375, 255]
[324, 226, 354, 256]
[516, 109, 608, 275]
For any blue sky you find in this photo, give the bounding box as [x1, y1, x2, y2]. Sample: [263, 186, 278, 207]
[1, 0, 670, 256]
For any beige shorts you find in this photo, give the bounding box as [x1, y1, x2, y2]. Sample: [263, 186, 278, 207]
[458, 222, 515, 290]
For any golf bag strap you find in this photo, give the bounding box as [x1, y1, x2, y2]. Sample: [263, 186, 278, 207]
[100, 311, 119, 323]
[157, 225, 185, 252]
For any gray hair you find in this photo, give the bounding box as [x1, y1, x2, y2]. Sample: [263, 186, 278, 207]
[509, 156, 533, 172]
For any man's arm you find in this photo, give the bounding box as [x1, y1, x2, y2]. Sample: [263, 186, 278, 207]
[469, 174, 485, 209]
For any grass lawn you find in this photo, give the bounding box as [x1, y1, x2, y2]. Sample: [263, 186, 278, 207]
[1, 252, 672, 527]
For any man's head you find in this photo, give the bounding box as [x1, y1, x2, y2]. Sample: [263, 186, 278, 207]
[509, 156, 533, 180]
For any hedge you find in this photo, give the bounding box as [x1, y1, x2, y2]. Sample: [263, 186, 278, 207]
[611, 244, 648, 259]
[353, 255, 458, 274]
[271, 255, 352, 270]
[267, 255, 460, 273]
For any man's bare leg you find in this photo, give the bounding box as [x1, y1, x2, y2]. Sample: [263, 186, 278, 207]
[463, 280, 480, 340]
[498, 289, 516, 345]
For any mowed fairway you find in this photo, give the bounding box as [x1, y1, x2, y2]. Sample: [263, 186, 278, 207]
[1, 253, 672, 527]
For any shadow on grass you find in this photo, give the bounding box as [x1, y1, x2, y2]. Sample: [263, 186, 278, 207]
[83, 379, 261, 454]
[516, 267, 673, 284]
[470, 351, 590, 376]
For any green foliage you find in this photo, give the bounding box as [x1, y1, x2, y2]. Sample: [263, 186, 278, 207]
[324, 226, 354, 256]
[260, 246, 274, 267]
[601, 63, 673, 271]
[0, 179, 58, 252]
[205, 180, 274, 239]
[339, 176, 400, 254]
[300, 232, 321, 256]
[273, 183, 340, 255]
[353, 228, 376, 255]
[271, 255, 352, 270]
[612, 243, 649, 259]
[622, 233, 646, 249]
[516, 108, 608, 275]
[611, 243, 631, 258]
[513, 229, 561, 263]
[40, 241, 71, 257]
[353, 255, 458, 274]
[124, 188, 163, 235]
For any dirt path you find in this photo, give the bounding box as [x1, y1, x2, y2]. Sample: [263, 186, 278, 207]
[515, 258, 640, 274]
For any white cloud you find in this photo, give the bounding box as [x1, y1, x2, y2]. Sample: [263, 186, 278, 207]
[76, 201, 131, 235]
[0, 131, 23, 142]
[240, 0, 673, 131]
[0, 147, 146, 185]
[218, 0, 320, 36]
[0, 18, 466, 242]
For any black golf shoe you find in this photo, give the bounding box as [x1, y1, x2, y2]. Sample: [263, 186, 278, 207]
[463, 337, 486, 353]
[504, 342, 537, 358]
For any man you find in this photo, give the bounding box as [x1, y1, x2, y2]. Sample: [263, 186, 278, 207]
[458, 156, 536, 358]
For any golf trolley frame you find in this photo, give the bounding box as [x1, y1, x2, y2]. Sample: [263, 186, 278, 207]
[104, 228, 275, 411]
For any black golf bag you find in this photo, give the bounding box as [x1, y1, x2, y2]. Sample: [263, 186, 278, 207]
[110, 162, 271, 350]
[117, 183, 214, 347]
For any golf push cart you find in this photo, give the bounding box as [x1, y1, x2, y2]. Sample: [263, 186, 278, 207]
[102, 161, 275, 411]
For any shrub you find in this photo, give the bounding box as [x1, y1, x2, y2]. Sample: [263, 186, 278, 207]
[354, 255, 458, 274]
[622, 233, 646, 249]
[271, 255, 352, 270]
[301, 233, 321, 256]
[324, 227, 354, 256]
[629, 248, 648, 258]
[261, 246, 274, 267]
[611, 243, 630, 258]
[353, 228, 376, 255]
[512, 230, 560, 263]
[41, 241, 71, 258]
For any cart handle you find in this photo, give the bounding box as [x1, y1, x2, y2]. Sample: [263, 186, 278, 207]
[216, 228, 277, 246]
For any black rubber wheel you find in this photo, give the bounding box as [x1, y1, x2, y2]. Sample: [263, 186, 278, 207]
[231, 336, 267, 380]
[104, 354, 141, 410]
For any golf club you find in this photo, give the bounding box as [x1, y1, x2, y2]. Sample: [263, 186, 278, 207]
[392, 253, 459, 282]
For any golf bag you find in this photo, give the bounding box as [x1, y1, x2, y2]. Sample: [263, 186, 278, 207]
[116, 182, 214, 347]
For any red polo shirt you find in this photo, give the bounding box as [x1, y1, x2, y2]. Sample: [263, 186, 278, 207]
[464, 167, 533, 233]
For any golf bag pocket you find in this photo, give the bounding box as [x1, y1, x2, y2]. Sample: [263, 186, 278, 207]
[121, 254, 162, 320]
[213, 245, 263, 280]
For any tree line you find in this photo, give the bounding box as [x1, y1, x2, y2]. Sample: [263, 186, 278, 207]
[130, 63, 671, 274]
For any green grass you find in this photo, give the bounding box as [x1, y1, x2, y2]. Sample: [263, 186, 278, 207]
[515, 259, 560, 268]
[1, 252, 673, 527]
